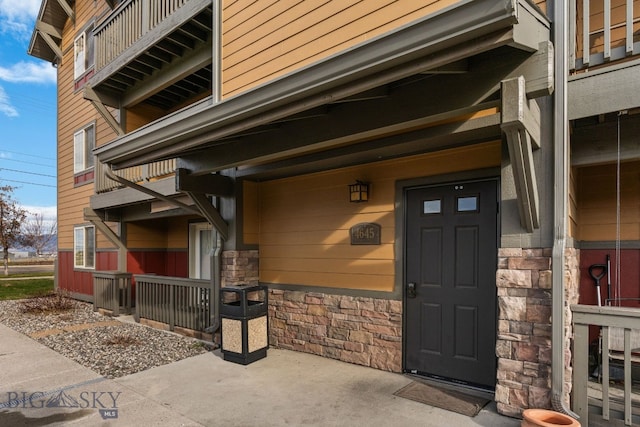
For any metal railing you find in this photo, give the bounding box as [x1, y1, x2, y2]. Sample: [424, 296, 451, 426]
[93, 271, 133, 316]
[571, 0, 640, 70]
[572, 304, 640, 426]
[94, 0, 188, 70]
[135, 274, 214, 332]
[95, 158, 176, 193]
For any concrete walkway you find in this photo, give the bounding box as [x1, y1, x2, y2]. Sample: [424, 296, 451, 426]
[0, 323, 520, 426]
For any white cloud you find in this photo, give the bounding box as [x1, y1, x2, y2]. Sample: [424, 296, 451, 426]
[0, 86, 18, 117]
[0, 0, 40, 20]
[23, 205, 57, 220]
[0, 61, 56, 85]
[0, 0, 40, 40]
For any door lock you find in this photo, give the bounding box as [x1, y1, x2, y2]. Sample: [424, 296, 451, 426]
[407, 282, 417, 299]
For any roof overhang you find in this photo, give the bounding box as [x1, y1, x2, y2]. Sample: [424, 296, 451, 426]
[96, 0, 550, 170]
[28, 0, 74, 63]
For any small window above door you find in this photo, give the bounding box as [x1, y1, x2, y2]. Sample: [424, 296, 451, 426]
[456, 195, 479, 213]
[423, 199, 441, 214]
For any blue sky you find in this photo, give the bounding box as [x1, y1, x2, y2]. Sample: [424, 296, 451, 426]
[0, 1, 57, 221]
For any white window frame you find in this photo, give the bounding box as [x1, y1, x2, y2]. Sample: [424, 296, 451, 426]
[74, 24, 94, 79]
[189, 222, 214, 279]
[74, 225, 95, 269]
[74, 123, 95, 174]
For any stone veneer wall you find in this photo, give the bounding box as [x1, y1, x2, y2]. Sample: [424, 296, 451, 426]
[221, 250, 259, 286]
[495, 248, 579, 417]
[268, 290, 403, 372]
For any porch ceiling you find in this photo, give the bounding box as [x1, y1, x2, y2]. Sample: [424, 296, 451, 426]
[95, 0, 550, 172]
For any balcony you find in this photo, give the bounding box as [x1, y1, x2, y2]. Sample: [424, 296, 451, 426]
[89, 0, 213, 110]
[571, 0, 640, 71]
[95, 157, 176, 194]
[573, 304, 640, 425]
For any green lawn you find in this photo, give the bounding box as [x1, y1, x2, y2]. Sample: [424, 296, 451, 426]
[0, 278, 55, 300]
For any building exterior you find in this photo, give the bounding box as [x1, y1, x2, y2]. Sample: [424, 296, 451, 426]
[28, 0, 640, 420]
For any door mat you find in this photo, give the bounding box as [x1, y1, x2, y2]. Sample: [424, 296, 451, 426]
[393, 381, 490, 417]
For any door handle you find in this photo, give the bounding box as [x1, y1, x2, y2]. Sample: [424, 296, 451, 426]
[407, 282, 417, 299]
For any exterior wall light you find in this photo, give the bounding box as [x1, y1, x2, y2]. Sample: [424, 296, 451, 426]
[349, 180, 370, 203]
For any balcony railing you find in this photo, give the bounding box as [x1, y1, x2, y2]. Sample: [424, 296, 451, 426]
[571, 0, 640, 70]
[135, 274, 214, 332]
[93, 271, 133, 316]
[95, 157, 176, 194]
[573, 304, 640, 426]
[94, 0, 188, 70]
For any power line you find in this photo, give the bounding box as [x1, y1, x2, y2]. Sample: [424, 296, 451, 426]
[0, 149, 55, 161]
[0, 158, 55, 169]
[0, 178, 56, 188]
[0, 167, 56, 178]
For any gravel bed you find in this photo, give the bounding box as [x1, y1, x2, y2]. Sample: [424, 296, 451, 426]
[0, 297, 215, 379]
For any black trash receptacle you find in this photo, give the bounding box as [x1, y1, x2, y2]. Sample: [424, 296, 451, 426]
[220, 285, 268, 365]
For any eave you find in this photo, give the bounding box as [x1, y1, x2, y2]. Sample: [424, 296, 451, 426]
[95, 0, 550, 170]
[28, 0, 74, 63]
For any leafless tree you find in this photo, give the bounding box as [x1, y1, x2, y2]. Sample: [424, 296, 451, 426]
[0, 186, 28, 275]
[21, 212, 57, 257]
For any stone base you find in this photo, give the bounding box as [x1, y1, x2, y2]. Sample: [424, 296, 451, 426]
[269, 289, 403, 372]
[495, 248, 579, 418]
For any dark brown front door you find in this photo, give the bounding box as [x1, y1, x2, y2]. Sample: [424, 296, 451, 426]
[404, 179, 498, 388]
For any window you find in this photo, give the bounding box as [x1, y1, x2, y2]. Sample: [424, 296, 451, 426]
[74, 25, 94, 79]
[423, 199, 441, 214]
[189, 223, 215, 279]
[74, 226, 95, 269]
[456, 195, 479, 213]
[74, 124, 95, 173]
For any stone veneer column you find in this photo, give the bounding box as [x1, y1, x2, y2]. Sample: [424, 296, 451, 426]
[221, 250, 259, 286]
[562, 247, 580, 409]
[495, 248, 580, 417]
[269, 290, 403, 372]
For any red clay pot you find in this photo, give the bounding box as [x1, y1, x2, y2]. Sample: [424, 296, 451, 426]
[521, 409, 581, 427]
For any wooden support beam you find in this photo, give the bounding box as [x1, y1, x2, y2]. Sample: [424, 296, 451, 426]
[84, 208, 127, 270]
[54, 0, 74, 20]
[175, 168, 233, 196]
[186, 192, 228, 240]
[84, 86, 125, 136]
[36, 29, 63, 61]
[35, 20, 62, 39]
[501, 76, 541, 232]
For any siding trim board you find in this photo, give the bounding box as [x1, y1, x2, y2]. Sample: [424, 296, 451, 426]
[96, 0, 550, 169]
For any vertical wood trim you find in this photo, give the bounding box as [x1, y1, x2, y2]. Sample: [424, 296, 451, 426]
[569, 0, 576, 70]
[583, 0, 590, 66]
[625, 328, 632, 424]
[212, 0, 221, 102]
[627, 0, 634, 54]
[603, 326, 611, 420]
[604, 0, 611, 61]
[572, 322, 589, 425]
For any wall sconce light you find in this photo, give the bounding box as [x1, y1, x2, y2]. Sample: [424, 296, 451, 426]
[349, 180, 369, 203]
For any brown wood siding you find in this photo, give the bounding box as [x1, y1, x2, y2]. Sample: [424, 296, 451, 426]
[221, 0, 458, 98]
[577, 160, 640, 241]
[569, 166, 579, 239]
[167, 216, 190, 248]
[57, 0, 116, 250]
[258, 141, 501, 292]
[125, 104, 165, 133]
[127, 221, 168, 249]
[126, 217, 190, 250]
[243, 180, 259, 245]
